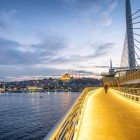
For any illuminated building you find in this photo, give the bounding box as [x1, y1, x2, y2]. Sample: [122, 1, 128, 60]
[60, 73, 71, 81]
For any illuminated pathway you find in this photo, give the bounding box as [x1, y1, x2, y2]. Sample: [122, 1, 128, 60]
[77, 89, 140, 140]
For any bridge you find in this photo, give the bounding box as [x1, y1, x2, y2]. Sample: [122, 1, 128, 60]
[44, 0, 140, 139]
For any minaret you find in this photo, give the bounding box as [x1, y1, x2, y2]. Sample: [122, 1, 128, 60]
[110, 59, 112, 69]
[125, 0, 136, 69]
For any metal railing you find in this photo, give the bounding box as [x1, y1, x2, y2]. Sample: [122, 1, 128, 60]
[44, 87, 100, 140]
[119, 69, 140, 85]
[111, 87, 140, 104]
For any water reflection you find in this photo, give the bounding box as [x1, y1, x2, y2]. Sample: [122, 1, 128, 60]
[0, 92, 79, 140]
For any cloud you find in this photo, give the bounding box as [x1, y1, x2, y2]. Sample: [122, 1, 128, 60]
[62, 0, 79, 4]
[100, 0, 118, 26]
[0, 37, 41, 65]
[88, 42, 114, 58]
[0, 65, 66, 81]
[0, 0, 124, 82]
[107, 0, 118, 12]
[44, 41, 115, 65]
[74, 0, 118, 27]
[75, 1, 101, 26]
[76, 70, 101, 76]
[0, 33, 115, 81]
[0, 2, 117, 81]
[77, 70, 93, 74]
[76, 42, 115, 59]
[0, 10, 19, 33]
[100, 12, 112, 26]
[0, 36, 68, 65]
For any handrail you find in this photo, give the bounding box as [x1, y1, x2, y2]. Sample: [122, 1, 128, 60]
[110, 88, 140, 104]
[119, 69, 140, 85]
[114, 87, 140, 96]
[44, 87, 100, 140]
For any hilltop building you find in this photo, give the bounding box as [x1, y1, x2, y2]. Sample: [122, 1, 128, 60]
[60, 73, 71, 81]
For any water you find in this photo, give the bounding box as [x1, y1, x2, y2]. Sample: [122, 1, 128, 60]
[0, 92, 79, 140]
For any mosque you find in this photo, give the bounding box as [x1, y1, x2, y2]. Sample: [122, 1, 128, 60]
[60, 73, 71, 81]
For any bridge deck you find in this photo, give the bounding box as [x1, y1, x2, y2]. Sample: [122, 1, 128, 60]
[77, 89, 140, 140]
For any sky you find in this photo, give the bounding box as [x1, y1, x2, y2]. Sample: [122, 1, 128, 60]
[0, 0, 140, 81]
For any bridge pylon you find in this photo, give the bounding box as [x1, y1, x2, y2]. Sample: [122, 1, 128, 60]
[121, 0, 136, 70]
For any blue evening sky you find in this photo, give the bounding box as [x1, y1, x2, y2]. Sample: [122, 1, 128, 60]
[0, 0, 140, 81]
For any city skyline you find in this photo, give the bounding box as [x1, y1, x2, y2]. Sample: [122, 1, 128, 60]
[0, 0, 140, 81]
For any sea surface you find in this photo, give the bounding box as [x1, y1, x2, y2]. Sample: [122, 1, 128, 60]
[0, 92, 79, 140]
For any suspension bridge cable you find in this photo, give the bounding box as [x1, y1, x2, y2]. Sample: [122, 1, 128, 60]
[129, 31, 139, 36]
[133, 33, 140, 36]
[135, 60, 139, 68]
[135, 59, 138, 67]
[134, 51, 140, 69]
[129, 39, 140, 51]
[134, 38, 140, 44]
[131, 9, 140, 17]
[131, 16, 140, 21]
[134, 50, 140, 60]
[133, 22, 140, 25]
[129, 39, 140, 59]
[131, 28, 140, 29]
[127, 38, 140, 67]
[133, 43, 140, 51]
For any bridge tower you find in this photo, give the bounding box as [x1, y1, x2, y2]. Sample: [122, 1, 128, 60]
[121, 0, 136, 69]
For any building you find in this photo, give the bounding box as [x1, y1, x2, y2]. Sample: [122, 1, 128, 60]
[60, 73, 71, 81]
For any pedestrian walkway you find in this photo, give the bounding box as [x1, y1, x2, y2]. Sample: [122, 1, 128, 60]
[77, 89, 140, 140]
